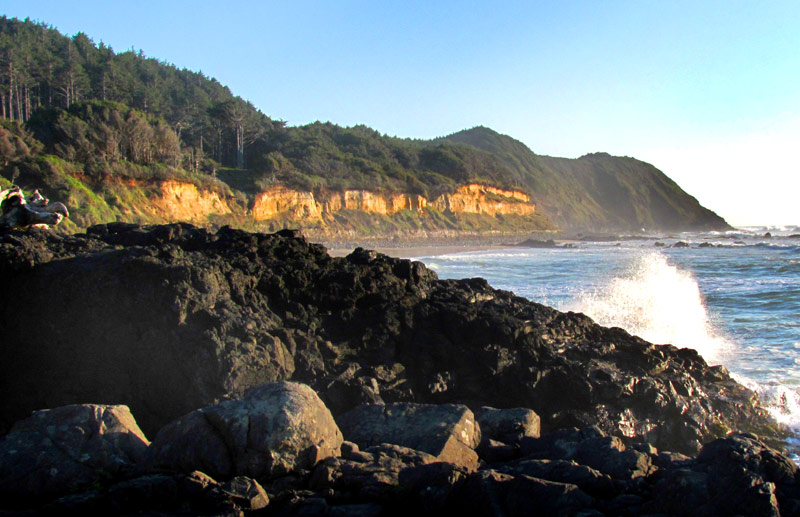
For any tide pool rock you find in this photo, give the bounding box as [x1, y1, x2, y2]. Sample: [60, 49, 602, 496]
[336, 403, 481, 470]
[147, 381, 342, 479]
[0, 404, 150, 500]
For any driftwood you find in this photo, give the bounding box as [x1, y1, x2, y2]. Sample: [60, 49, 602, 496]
[0, 187, 69, 229]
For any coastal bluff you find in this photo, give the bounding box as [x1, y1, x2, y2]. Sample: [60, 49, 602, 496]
[0, 223, 795, 515]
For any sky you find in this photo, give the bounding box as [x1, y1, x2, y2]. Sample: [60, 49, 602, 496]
[3, 1, 799, 226]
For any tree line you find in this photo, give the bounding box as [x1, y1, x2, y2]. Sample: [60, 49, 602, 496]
[0, 16, 526, 197]
[0, 16, 280, 171]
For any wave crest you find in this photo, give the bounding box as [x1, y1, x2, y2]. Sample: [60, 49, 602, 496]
[567, 252, 730, 363]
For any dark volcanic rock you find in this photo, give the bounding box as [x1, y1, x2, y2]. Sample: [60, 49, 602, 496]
[474, 406, 541, 446]
[0, 404, 149, 501]
[309, 443, 437, 503]
[337, 402, 481, 470]
[515, 238, 557, 248]
[0, 223, 784, 455]
[455, 469, 594, 516]
[147, 381, 342, 479]
[645, 433, 800, 516]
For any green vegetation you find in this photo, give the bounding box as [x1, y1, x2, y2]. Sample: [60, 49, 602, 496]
[443, 127, 730, 231]
[0, 16, 729, 234]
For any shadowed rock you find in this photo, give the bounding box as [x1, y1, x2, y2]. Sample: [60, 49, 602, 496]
[474, 406, 540, 446]
[0, 404, 149, 500]
[455, 469, 594, 516]
[337, 403, 481, 470]
[645, 433, 800, 516]
[147, 381, 342, 480]
[310, 443, 437, 502]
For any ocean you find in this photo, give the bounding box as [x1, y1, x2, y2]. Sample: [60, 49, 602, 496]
[415, 225, 800, 455]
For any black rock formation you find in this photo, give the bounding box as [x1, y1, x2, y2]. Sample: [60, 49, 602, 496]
[0, 223, 784, 455]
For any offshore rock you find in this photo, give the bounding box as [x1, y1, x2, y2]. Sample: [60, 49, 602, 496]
[147, 381, 342, 480]
[0, 404, 149, 500]
[0, 223, 784, 455]
[337, 403, 481, 470]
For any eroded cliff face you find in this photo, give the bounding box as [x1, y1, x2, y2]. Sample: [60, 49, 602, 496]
[430, 184, 535, 216]
[149, 181, 231, 222]
[251, 183, 533, 221]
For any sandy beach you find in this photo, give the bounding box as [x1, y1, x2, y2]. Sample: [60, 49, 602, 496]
[326, 244, 510, 258]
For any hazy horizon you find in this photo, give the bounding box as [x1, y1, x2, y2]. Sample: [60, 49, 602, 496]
[2, 1, 798, 226]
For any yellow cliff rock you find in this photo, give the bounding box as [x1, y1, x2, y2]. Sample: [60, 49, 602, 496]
[252, 186, 322, 220]
[250, 183, 534, 220]
[151, 181, 231, 222]
[431, 184, 535, 216]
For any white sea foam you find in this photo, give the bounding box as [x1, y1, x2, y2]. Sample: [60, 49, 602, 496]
[735, 376, 800, 427]
[567, 252, 731, 364]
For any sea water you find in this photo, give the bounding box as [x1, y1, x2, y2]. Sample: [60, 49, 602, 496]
[415, 226, 800, 453]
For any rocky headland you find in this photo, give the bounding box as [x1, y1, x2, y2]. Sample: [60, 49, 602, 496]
[0, 223, 796, 516]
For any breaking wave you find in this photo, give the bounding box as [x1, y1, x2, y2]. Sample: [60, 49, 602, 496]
[567, 252, 731, 364]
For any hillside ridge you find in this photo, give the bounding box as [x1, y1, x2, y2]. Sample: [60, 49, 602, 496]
[0, 16, 729, 235]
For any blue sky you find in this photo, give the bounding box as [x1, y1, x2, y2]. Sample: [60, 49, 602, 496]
[3, 1, 799, 225]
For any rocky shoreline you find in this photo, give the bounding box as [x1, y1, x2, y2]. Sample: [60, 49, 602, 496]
[0, 223, 796, 515]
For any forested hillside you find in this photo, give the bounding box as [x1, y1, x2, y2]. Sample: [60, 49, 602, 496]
[442, 127, 729, 231]
[0, 16, 729, 234]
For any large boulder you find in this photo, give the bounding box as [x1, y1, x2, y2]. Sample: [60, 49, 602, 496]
[474, 406, 540, 446]
[337, 403, 481, 470]
[0, 404, 149, 500]
[147, 381, 342, 479]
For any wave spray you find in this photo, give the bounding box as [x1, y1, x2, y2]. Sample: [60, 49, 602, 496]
[567, 252, 730, 364]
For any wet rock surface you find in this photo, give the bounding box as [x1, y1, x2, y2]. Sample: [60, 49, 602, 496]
[0, 223, 795, 515]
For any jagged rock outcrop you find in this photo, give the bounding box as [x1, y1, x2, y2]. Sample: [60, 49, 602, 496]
[0, 223, 784, 457]
[644, 433, 800, 516]
[147, 381, 343, 479]
[0, 404, 149, 500]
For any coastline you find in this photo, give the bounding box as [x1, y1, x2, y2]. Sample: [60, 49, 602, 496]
[1, 222, 795, 515]
[326, 243, 509, 258]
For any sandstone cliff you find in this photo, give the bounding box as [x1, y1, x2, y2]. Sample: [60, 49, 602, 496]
[50, 174, 552, 238]
[251, 183, 535, 221]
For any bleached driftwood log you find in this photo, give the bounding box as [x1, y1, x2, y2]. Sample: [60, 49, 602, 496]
[0, 187, 69, 229]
